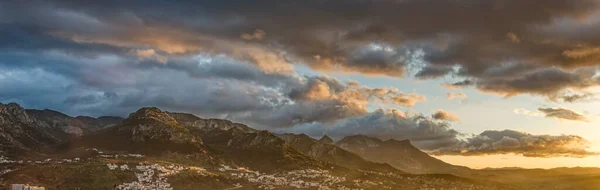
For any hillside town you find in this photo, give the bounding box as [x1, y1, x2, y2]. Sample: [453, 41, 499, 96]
[1, 147, 501, 190]
[9, 184, 45, 190]
[110, 163, 188, 190]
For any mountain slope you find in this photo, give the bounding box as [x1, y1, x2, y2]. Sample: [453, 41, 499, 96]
[26, 109, 122, 136]
[170, 113, 326, 172]
[0, 103, 68, 155]
[278, 133, 401, 173]
[318, 135, 334, 144]
[73, 108, 207, 154]
[336, 135, 470, 174]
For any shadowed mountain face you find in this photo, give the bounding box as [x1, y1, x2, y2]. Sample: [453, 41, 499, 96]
[0, 103, 67, 154]
[336, 135, 470, 174]
[0, 103, 123, 156]
[278, 133, 401, 173]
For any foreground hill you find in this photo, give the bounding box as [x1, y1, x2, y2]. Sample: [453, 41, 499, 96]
[336, 135, 470, 174]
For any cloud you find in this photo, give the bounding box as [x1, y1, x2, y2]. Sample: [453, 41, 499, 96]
[2, 49, 594, 158]
[444, 68, 600, 98]
[278, 109, 462, 151]
[241, 29, 266, 40]
[447, 92, 468, 101]
[432, 110, 460, 121]
[538, 107, 589, 122]
[1, 0, 600, 159]
[130, 49, 168, 64]
[431, 130, 598, 158]
[506, 32, 521, 43]
[2, 0, 599, 97]
[513, 108, 544, 117]
[228, 76, 426, 128]
[0, 48, 425, 129]
[288, 76, 426, 108]
[280, 110, 597, 157]
[442, 80, 475, 90]
[561, 93, 592, 103]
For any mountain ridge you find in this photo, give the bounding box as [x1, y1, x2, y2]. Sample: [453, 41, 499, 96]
[1, 102, 463, 175]
[336, 135, 471, 174]
[278, 133, 401, 173]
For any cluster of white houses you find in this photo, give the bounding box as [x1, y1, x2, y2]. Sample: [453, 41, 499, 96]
[108, 163, 197, 190]
[9, 184, 45, 190]
[230, 168, 349, 189]
[1, 156, 81, 165]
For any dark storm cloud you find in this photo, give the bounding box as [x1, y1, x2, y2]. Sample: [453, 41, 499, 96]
[538, 107, 589, 122]
[0, 47, 425, 128]
[560, 93, 593, 103]
[2, 0, 600, 97]
[431, 130, 597, 158]
[446, 68, 600, 98]
[414, 65, 455, 80]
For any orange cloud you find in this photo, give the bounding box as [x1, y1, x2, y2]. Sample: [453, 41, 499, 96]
[432, 109, 460, 121]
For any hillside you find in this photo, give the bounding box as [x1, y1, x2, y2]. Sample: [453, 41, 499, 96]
[277, 133, 400, 173]
[0, 103, 68, 155]
[71, 107, 207, 155]
[336, 135, 470, 174]
[26, 109, 122, 136]
[170, 113, 326, 172]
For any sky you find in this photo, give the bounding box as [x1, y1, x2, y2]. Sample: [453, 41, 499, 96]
[1, 0, 600, 169]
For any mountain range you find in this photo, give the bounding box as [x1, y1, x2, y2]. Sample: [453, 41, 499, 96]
[0, 102, 464, 174]
[2, 102, 599, 189]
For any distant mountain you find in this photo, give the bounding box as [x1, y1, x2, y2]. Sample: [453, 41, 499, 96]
[26, 109, 122, 136]
[278, 133, 400, 173]
[0, 103, 67, 154]
[336, 135, 470, 174]
[73, 107, 207, 154]
[170, 113, 326, 172]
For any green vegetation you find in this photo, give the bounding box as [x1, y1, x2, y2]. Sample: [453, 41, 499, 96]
[168, 171, 248, 190]
[2, 161, 135, 190]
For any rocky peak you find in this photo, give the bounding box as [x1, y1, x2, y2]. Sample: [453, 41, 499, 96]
[125, 107, 178, 125]
[0, 103, 67, 152]
[318, 135, 334, 144]
[171, 113, 258, 134]
[0, 102, 32, 123]
[167, 112, 201, 124]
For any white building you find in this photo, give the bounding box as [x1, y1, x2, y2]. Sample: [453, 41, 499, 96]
[10, 184, 45, 190]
